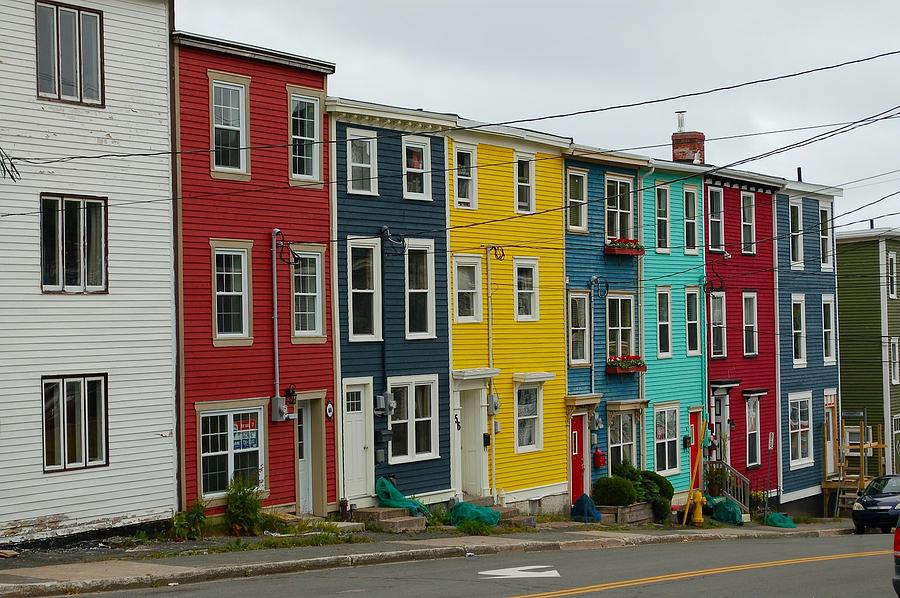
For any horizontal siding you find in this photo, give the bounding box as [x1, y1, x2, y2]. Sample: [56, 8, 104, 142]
[0, 0, 176, 542]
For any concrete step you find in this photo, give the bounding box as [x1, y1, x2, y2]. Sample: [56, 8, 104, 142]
[463, 495, 495, 508]
[491, 506, 521, 520]
[502, 514, 536, 528]
[376, 516, 426, 533]
[353, 507, 410, 522]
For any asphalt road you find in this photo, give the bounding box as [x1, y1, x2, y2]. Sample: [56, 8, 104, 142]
[95, 534, 894, 597]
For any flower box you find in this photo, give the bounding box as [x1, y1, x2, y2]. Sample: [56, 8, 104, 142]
[604, 245, 644, 256]
[597, 502, 654, 525]
[606, 355, 646, 374]
[606, 364, 647, 374]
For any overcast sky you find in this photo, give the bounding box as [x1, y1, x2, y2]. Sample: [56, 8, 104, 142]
[177, 0, 900, 231]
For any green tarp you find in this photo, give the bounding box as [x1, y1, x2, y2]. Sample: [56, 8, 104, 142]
[765, 512, 797, 528]
[449, 502, 501, 526]
[375, 477, 429, 516]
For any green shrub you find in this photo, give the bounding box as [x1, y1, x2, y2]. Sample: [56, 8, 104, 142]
[171, 499, 207, 540]
[640, 470, 675, 500]
[224, 474, 263, 536]
[612, 461, 641, 482]
[457, 520, 492, 536]
[426, 507, 450, 527]
[591, 476, 637, 506]
[652, 497, 671, 522]
[259, 512, 294, 534]
[634, 476, 660, 503]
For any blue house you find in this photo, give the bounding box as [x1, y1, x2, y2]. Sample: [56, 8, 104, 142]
[328, 98, 457, 507]
[775, 181, 841, 512]
[564, 146, 648, 500]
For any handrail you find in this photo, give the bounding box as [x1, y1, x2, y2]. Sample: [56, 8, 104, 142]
[705, 460, 750, 513]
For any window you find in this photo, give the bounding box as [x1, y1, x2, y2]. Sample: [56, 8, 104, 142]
[43, 375, 106, 471]
[741, 192, 755, 254]
[607, 295, 634, 358]
[405, 239, 435, 338]
[710, 292, 726, 358]
[348, 237, 382, 341]
[684, 187, 698, 254]
[822, 295, 836, 365]
[685, 288, 701, 356]
[657, 287, 672, 357]
[889, 337, 900, 385]
[515, 384, 542, 452]
[36, 2, 102, 104]
[347, 129, 378, 195]
[200, 408, 264, 497]
[845, 425, 874, 458]
[402, 136, 432, 200]
[455, 145, 477, 208]
[567, 170, 588, 232]
[514, 258, 539, 321]
[746, 396, 761, 467]
[789, 393, 813, 467]
[656, 187, 669, 251]
[454, 256, 482, 323]
[292, 249, 324, 338]
[388, 375, 439, 463]
[889, 252, 897, 299]
[290, 93, 320, 181]
[792, 294, 806, 366]
[606, 177, 633, 241]
[608, 412, 636, 472]
[515, 155, 535, 213]
[569, 293, 590, 365]
[213, 245, 252, 341]
[41, 195, 106, 292]
[212, 80, 248, 172]
[819, 205, 832, 269]
[654, 406, 679, 474]
[742, 292, 758, 356]
[790, 201, 803, 268]
[708, 187, 724, 251]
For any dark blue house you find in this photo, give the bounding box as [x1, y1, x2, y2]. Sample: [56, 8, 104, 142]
[328, 98, 457, 506]
[564, 147, 648, 498]
[775, 181, 841, 512]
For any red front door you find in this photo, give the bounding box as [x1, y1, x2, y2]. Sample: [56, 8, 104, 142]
[690, 411, 701, 489]
[571, 415, 585, 502]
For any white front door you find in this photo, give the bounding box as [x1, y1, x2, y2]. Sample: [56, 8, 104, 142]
[296, 401, 312, 513]
[459, 389, 488, 497]
[824, 408, 836, 477]
[343, 380, 374, 499]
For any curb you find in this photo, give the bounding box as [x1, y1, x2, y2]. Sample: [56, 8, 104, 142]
[0, 528, 853, 597]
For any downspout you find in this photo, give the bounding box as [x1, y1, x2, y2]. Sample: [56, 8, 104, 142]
[272, 229, 282, 402]
[637, 165, 653, 468]
[772, 184, 786, 500]
[589, 281, 596, 395]
[486, 245, 497, 501]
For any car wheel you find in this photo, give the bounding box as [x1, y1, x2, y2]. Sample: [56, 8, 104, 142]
[854, 522, 866, 534]
[881, 525, 893, 533]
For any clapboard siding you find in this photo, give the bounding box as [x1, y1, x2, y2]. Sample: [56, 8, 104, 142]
[334, 120, 451, 496]
[0, 0, 176, 542]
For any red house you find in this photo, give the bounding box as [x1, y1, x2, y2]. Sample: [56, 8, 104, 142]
[173, 32, 337, 515]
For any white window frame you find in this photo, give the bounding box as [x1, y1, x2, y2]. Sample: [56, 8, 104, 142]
[708, 187, 724, 252]
[790, 200, 804, 270]
[567, 168, 588, 233]
[819, 204, 833, 271]
[742, 291, 758, 357]
[685, 287, 701, 356]
[657, 287, 672, 358]
[212, 80, 248, 173]
[654, 404, 680, 475]
[605, 176, 633, 242]
[214, 248, 250, 339]
[454, 144, 477, 209]
[710, 291, 727, 358]
[289, 94, 320, 182]
[746, 395, 761, 467]
[199, 407, 266, 499]
[892, 337, 900, 385]
[404, 238, 436, 339]
[568, 292, 591, 366]
[741, 191, 756, 254]
[607, 294, 635, 358]
[791, 293, 807, 367]
[347, 236, 382, 342]
[514, 383, 543, 453]
[402, 135, 432, 201]
[684, 186, 698, 255]
[453, 255, 482, 323]
[42, 375, 107, 471]
[515, 153, 535, 214]
[514, 257, 539, 322]
[41, 195, 107, 293]
[822, 294, 836, 365]
[889, 252, 897, 299]
[36, 2, 103, 105]
[788, 392, 813, 469]
[608, 411, 637, 471]
[292, 250, 324, 338]
[387, 374, 440, 464]
[346, 128, 378, 196]
[655, 186, 670, 252]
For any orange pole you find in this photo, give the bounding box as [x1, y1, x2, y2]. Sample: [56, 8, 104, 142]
[683, 417, 707, 526]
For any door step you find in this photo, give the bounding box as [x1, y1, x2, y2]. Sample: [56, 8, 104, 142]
[491, 506, 536, 527]
[462, 495, 495, 508]
[353, 507, 426, 533]
[352, 507, 410, 522]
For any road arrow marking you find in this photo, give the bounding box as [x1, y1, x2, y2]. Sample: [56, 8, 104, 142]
[479, 565, 561, 579]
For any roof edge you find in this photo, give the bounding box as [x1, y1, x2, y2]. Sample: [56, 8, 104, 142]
[172, 31, 335, 74]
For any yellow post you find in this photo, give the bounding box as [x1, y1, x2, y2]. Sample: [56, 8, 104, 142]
[682, 417, 707, 526]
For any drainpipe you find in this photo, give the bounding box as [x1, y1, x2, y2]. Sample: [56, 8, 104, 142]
[486, 245, 497, 501]
[637, 166, 652, 468]
[772, 183, 786, 501]
[272, 229, 282, 403]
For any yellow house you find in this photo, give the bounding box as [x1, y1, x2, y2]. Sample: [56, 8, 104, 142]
[447, 122, 571, 512]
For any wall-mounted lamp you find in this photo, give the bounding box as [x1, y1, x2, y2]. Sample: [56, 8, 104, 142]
[285, 383, 297, 406]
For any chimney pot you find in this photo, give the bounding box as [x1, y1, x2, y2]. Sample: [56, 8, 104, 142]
[676, 111, 686, 133]
[796, 166, 803, 182]
[672, 111, 704, 163]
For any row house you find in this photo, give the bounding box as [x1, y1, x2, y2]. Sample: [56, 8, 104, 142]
[0, 0, 177, 540]
[172, 33, 338, 516]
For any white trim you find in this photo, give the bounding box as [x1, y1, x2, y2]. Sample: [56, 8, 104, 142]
[346, 127, 378, 196]
[707, 186, 724, 252]
[500, 481, 568, 504]
[514, 152, 536, 214]
[788, 391, 813, 469]
[566, 168, 588, 233]
[653, 403, 680, 475]
[685, 287, 701, 356]
[514, 382, 544, 453]
[683, 185, 699, 255]
[710, 291, 727, 358]
[791, 293, 807, 368]
[289, 94, 321, 181]
[822, 294, 836, 365]
[199, 406, 266, 499]
[568, 291, 591, 366]
[780, 485, 822, 503]
[746, 394, 761, 467]
[655, 185, 670, 253]
[790, 199, 804, 270]
[454, 143, 477, 209]
[292, 250, 324, 337]
[881, 239, 892, 474]
[891, 338, 900, 385]
[513, 257, 540, 322]
[453, 254, 483, 324]
[211, 80, 248, 174]
[606, 292, 636, 358]
[404, 238, 436, 339]
[889, 251, 897, 299]
[214, 247, 249, 338]
[452, 368, 500, 381]
[741, 191, 756, 255]
[386, 374, 440, 464]
[604, 174, 634, 242]
[341, 376, 376, 499]
[818, 202, 833, 271]
[656, 286, 672, 358]
[347, 236, 382, 342]
[401, 135, 432, 201]
[512, 371, 557, 383]
[742, 291, 758, 357]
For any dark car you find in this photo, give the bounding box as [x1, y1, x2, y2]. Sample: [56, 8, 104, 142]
[852, 475, 900, 534]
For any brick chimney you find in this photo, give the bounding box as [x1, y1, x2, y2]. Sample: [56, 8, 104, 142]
[671, 111, 705, 164]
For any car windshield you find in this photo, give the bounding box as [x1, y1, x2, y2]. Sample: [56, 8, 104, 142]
[864, 477, 900, 495]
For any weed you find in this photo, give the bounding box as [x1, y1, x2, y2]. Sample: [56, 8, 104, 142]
[171, 499, 207, 541]
[224, 475, 263, 536]
[426, 507, 451, 527]
[456, 520, 493, 536]
[535, 513, 572, 523]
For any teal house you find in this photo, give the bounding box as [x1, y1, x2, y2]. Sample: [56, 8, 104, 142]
[640, 158, 707, 497]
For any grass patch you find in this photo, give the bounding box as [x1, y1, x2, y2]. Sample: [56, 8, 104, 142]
[791, 515, 817, 525]
[535, 513, 572, 523]
[456, 520, 493, 536]
[209, 533, 368, 554]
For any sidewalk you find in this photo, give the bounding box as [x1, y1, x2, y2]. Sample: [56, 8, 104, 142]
[0, 520, 854, 597]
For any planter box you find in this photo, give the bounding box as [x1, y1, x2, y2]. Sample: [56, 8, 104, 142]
[604, 246, 644, 256]
[597, 502, 654, 525]
[606, 364, 647, 374]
